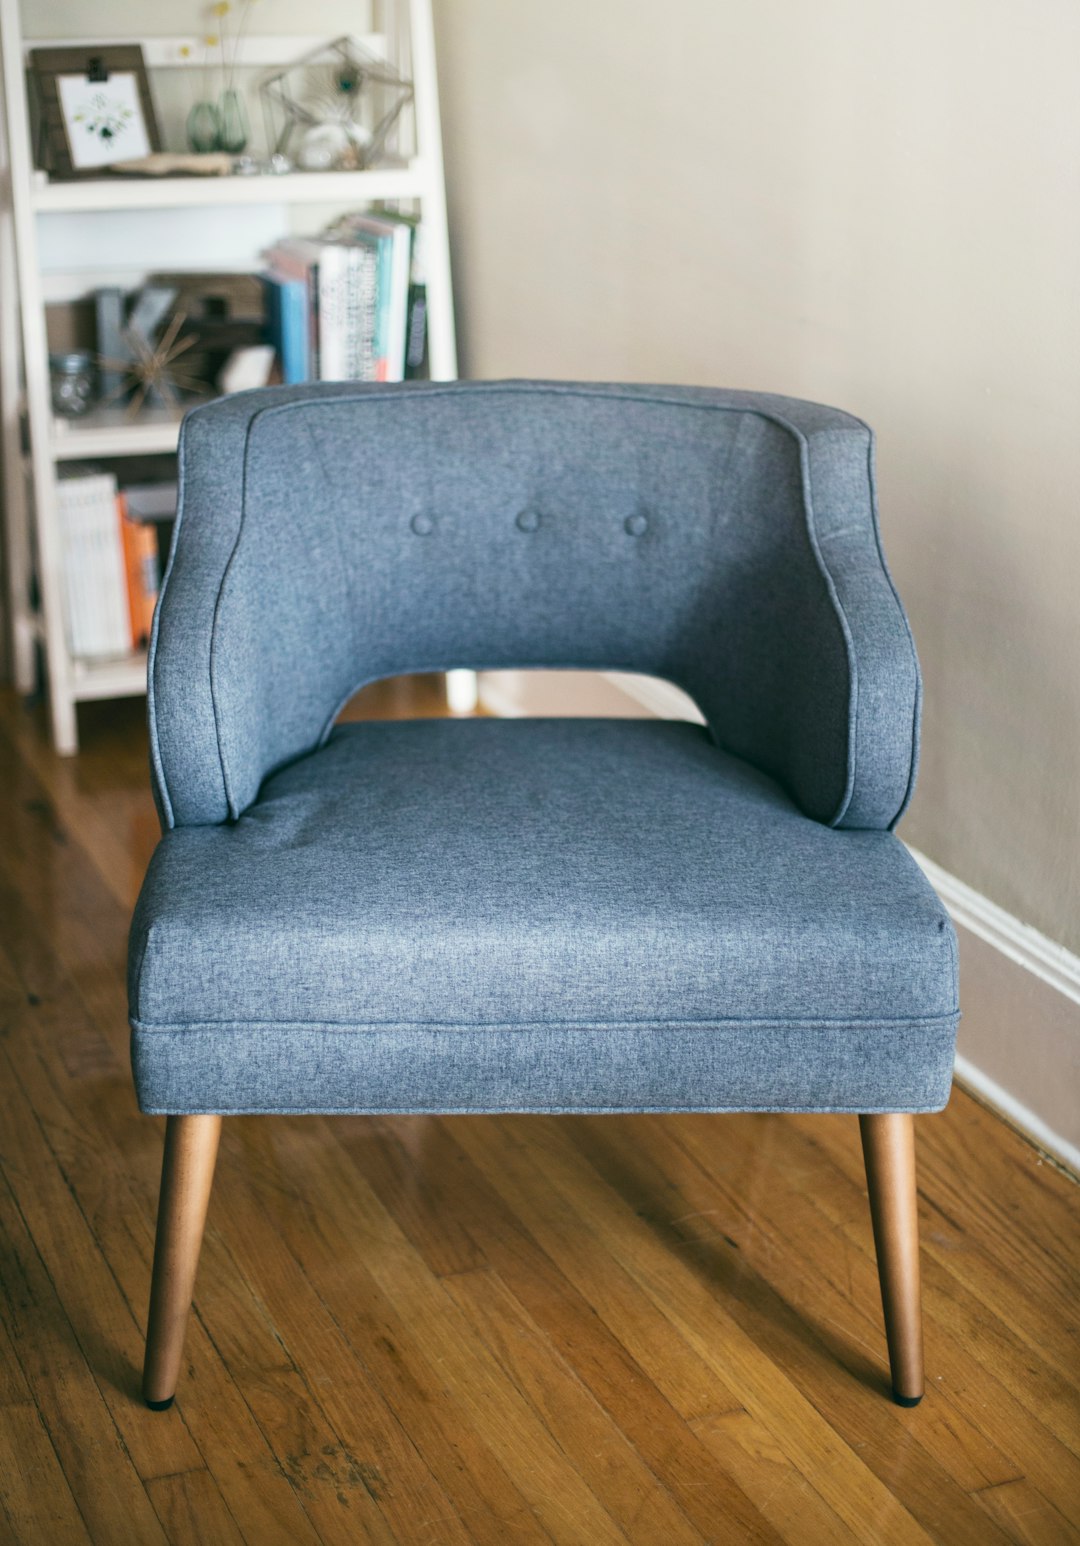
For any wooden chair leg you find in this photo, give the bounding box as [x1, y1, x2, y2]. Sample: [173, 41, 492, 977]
[142, 1114, 222, 1410]
[859, 1112, 924, 1406]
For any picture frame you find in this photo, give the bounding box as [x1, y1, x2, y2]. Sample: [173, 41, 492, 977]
[29, 46, 161, 180]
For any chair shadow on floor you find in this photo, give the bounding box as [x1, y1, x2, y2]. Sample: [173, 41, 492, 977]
[312, 1109, 894, 1409]
[560, 1113, 893, 1404]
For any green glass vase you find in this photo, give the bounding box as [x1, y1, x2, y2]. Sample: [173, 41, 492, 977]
[186, 100, 220, 153]
[217, 89, 249, 155]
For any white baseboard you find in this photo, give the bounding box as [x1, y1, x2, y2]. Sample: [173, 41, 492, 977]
[907, 848, 1080, 1176]
[953, 1052, 1080, 1177]
[907, 849, 1080, 1009]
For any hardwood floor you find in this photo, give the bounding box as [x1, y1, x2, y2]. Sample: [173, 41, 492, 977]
[0, 681, 1077, 1546]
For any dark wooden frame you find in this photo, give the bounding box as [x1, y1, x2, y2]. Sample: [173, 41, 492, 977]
[29, 45, 161, 180]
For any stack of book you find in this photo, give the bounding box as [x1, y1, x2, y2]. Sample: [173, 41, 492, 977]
[261, 213, 426, 385]
[56, 473, 174, 659]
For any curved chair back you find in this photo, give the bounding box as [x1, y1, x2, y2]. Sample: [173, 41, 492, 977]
[152, 381, 919, 829]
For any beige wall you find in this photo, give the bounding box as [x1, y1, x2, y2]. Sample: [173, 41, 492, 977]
[433, 0, 1080, 953]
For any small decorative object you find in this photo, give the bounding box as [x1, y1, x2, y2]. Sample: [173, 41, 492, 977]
[187, 1, 255, 153]
[297, 121, 354, 171]
[260, 36, 412, 171]
[217, 343, 276, 395]
[186, 99, 220, 153]
[30, 46, 161, 179]
[147, 272, 266, 385]
[216, 86, 249, 154]
[128, 285, 180, 346]
[89, 277, 266, 419]
[49, 350, 97, 417]
[99, 311, 205, 419]
[95, 287, 127, 397]
[94, 283, 201, 415]
[110, 151, 233, 177]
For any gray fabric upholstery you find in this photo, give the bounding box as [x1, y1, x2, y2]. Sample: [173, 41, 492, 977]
[132, 380, 957, 1118]
[150, 381, 920, 831]
[131, 718, 957, 1115]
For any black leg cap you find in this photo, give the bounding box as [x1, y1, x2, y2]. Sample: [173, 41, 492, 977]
[145, 1395, 175, 1411]
[892, 1391, 923, 1408]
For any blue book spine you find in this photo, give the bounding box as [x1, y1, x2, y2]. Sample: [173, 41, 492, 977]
[279, 277, 310, 384]
[262, 273, 310, 383]
[375, 234, 394, 374]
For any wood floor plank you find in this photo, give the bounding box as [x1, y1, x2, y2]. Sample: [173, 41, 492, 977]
[0, 1402, 93, 1546]
[854, 1103, 1077, 1389]
[688, 1406, 866, 1546]
[0, 721, 156, 914]
[357, 1116, 741, 1422]
[219, 1123, 563, 1544]
[357, 1115, 798, 1545]
[971, 1476, 1079, 1546]
[784, 1110, 1080, 1457]
[441, 1264, 709, 1546]
[358, 1113, 809, 1546]
[143, 1469, 248, 1546]
[267, 1117, 638, 1546]
[186, 1252, 398, 1546]
[706, 1109, 1080, 1513]
[136, 1338, 327, 1546]
[0, 1168, 168, 1545]
[471, 1114, 952, 1545]
[212, 1127, 488, 1546]
[3, 1108, 326, 1546]
[0, 740, 138, 1070]
[665, 1110, 1080, 1520]
[573, 1112, 1058, 1543]
[0, 1036, 200, 1484]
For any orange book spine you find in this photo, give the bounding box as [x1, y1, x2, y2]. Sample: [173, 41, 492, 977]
[118, 494, 159, 649]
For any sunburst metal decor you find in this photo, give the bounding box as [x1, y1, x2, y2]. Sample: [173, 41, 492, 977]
[99, 312, 206, 419]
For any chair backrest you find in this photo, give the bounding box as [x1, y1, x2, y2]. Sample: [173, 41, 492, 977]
[151, 381, 920, 830]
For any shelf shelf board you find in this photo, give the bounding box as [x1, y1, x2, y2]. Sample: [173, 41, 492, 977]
[71, 650, 148, 701]
[32, 163, 426, 213]
[50, 405, 185, 460]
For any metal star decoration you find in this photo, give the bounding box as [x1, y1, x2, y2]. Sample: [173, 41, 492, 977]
[260, 35, 413, 170]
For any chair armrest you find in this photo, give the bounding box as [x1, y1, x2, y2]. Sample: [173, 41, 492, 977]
[680, 396, 921, 830]
[149, 392, 359, 827]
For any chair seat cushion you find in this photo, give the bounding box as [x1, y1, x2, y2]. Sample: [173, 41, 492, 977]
[129, 718, 958, 1115]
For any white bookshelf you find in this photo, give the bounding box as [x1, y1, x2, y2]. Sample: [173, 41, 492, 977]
[0, 0, 460, 751]
[49, 403, 185, 459]
[30, 164, 427, 212]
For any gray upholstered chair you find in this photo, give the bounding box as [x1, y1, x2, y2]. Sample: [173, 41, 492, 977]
[130, 381, 958, 1412]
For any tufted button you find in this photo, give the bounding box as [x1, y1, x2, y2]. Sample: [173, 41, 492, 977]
[515, 508, 541, 533]
[410, 513, 435, 536]
[624, 512, 649, 536]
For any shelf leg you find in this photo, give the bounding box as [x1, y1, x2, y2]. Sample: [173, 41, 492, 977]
[11, 618, 37, 695]
[50, 689, 78, 755]
[445, 669, 479, 715]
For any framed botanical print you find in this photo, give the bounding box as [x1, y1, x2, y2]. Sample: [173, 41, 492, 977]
[30, 46, 161, 179]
